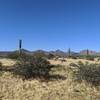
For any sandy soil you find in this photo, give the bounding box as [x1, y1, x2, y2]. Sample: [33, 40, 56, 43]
[0, 58, 16, 66]
[49, 58, 97, 66]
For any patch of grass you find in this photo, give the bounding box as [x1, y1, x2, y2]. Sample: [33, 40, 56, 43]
[51, 64, 65, 72]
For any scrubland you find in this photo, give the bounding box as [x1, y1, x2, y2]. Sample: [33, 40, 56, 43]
[0, 58, 100, 100]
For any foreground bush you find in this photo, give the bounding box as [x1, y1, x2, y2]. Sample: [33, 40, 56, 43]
[0, 62, 3, 76]
[33, 52, 48, 59]
[0, 62, 2, 70]
[7, 51, 20, 59]
[13, 56, 54, 79]
[70, 61, 100, 86]
[67, 55, 78, 59]
[7, 51, 33, 61]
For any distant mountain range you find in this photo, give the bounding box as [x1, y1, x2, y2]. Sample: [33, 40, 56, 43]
[0, 49, 100, 57]
[79, 50, 100, 56]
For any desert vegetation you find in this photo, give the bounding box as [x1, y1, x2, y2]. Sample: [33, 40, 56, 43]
[1, 51, 100, 100]
[1, 52, 66, 81]
[12, 56, 57, 80]
[70, 61, 100, 86]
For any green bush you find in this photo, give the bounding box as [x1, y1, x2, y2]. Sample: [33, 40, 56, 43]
[7, 52, 20, 59]
[7, 51, 33, 61]
[67, 55, 78, 59]
[86, 55, 95, 61]
[0, 62, 3, 76]
[33, 52, 48, 59]
[78, 55, 95, 61]
[0, 62, 2, 70]
[70, 61, 100, 86]
[13, 56, 54, 79]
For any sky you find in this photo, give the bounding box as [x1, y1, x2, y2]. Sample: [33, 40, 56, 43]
[0, 0, 100, 52]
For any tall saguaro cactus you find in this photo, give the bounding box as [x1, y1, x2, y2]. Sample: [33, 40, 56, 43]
[86, 49, 89, 56]
[19, 39, 22, 55]
[68, 48, 71, 57]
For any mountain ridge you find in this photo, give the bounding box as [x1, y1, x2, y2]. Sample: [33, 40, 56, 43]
[0, 49, 100, 57]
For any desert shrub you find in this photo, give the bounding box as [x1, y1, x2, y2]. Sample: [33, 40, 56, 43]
[0, 62, 2, 67]
[0, 62, 2, 71]
[86, 55, 95, 61]
[18, 53, 33, 62]
[13, 62, 34, 79]
[97, 57, 100, 61]
[77, 55, 85, 59]
[33, 52, 48, 59]
[70, 61, 100, 86]
[67, 55, 78, 59]
[47, 53, 55, 59]
[71, 56, 77, 59]
[7, 51, 20, 59]
[78, 55, 95, 61]
[0, 62, 3, 76]
[13, 56, 54, 79]
[7, 51, 33, 61]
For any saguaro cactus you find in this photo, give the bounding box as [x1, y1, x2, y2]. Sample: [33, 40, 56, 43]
[19, 39, 22, 55]
[68, 48, 71, 57]
[86, 49, 89, 56]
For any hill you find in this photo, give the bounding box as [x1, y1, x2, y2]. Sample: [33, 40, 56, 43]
[0, 49, 100, 58]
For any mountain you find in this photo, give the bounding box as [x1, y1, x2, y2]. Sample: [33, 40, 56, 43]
[32, 50, 49, 55]
[0, 49, 100, 58]
[14, 49, 32, 55]
[0, 51, 12, 57]
[0, 49, 32, 57]
[20, 49, 32, 55]
[50, 50, 67, 57]
[0, 49, 79, 57]
[79, 50, 98, 55]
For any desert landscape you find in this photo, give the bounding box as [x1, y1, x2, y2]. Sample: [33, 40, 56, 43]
[0, 51, 100, 100]
[0, 0, 100, 100]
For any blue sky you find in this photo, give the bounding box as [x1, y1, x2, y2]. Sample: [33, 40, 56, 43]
[0, 0, 100, 51]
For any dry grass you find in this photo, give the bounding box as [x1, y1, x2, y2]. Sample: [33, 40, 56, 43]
[0, 58, 100, 100]
[0, 58, 16, 66]
[49, 58, 97, 66]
